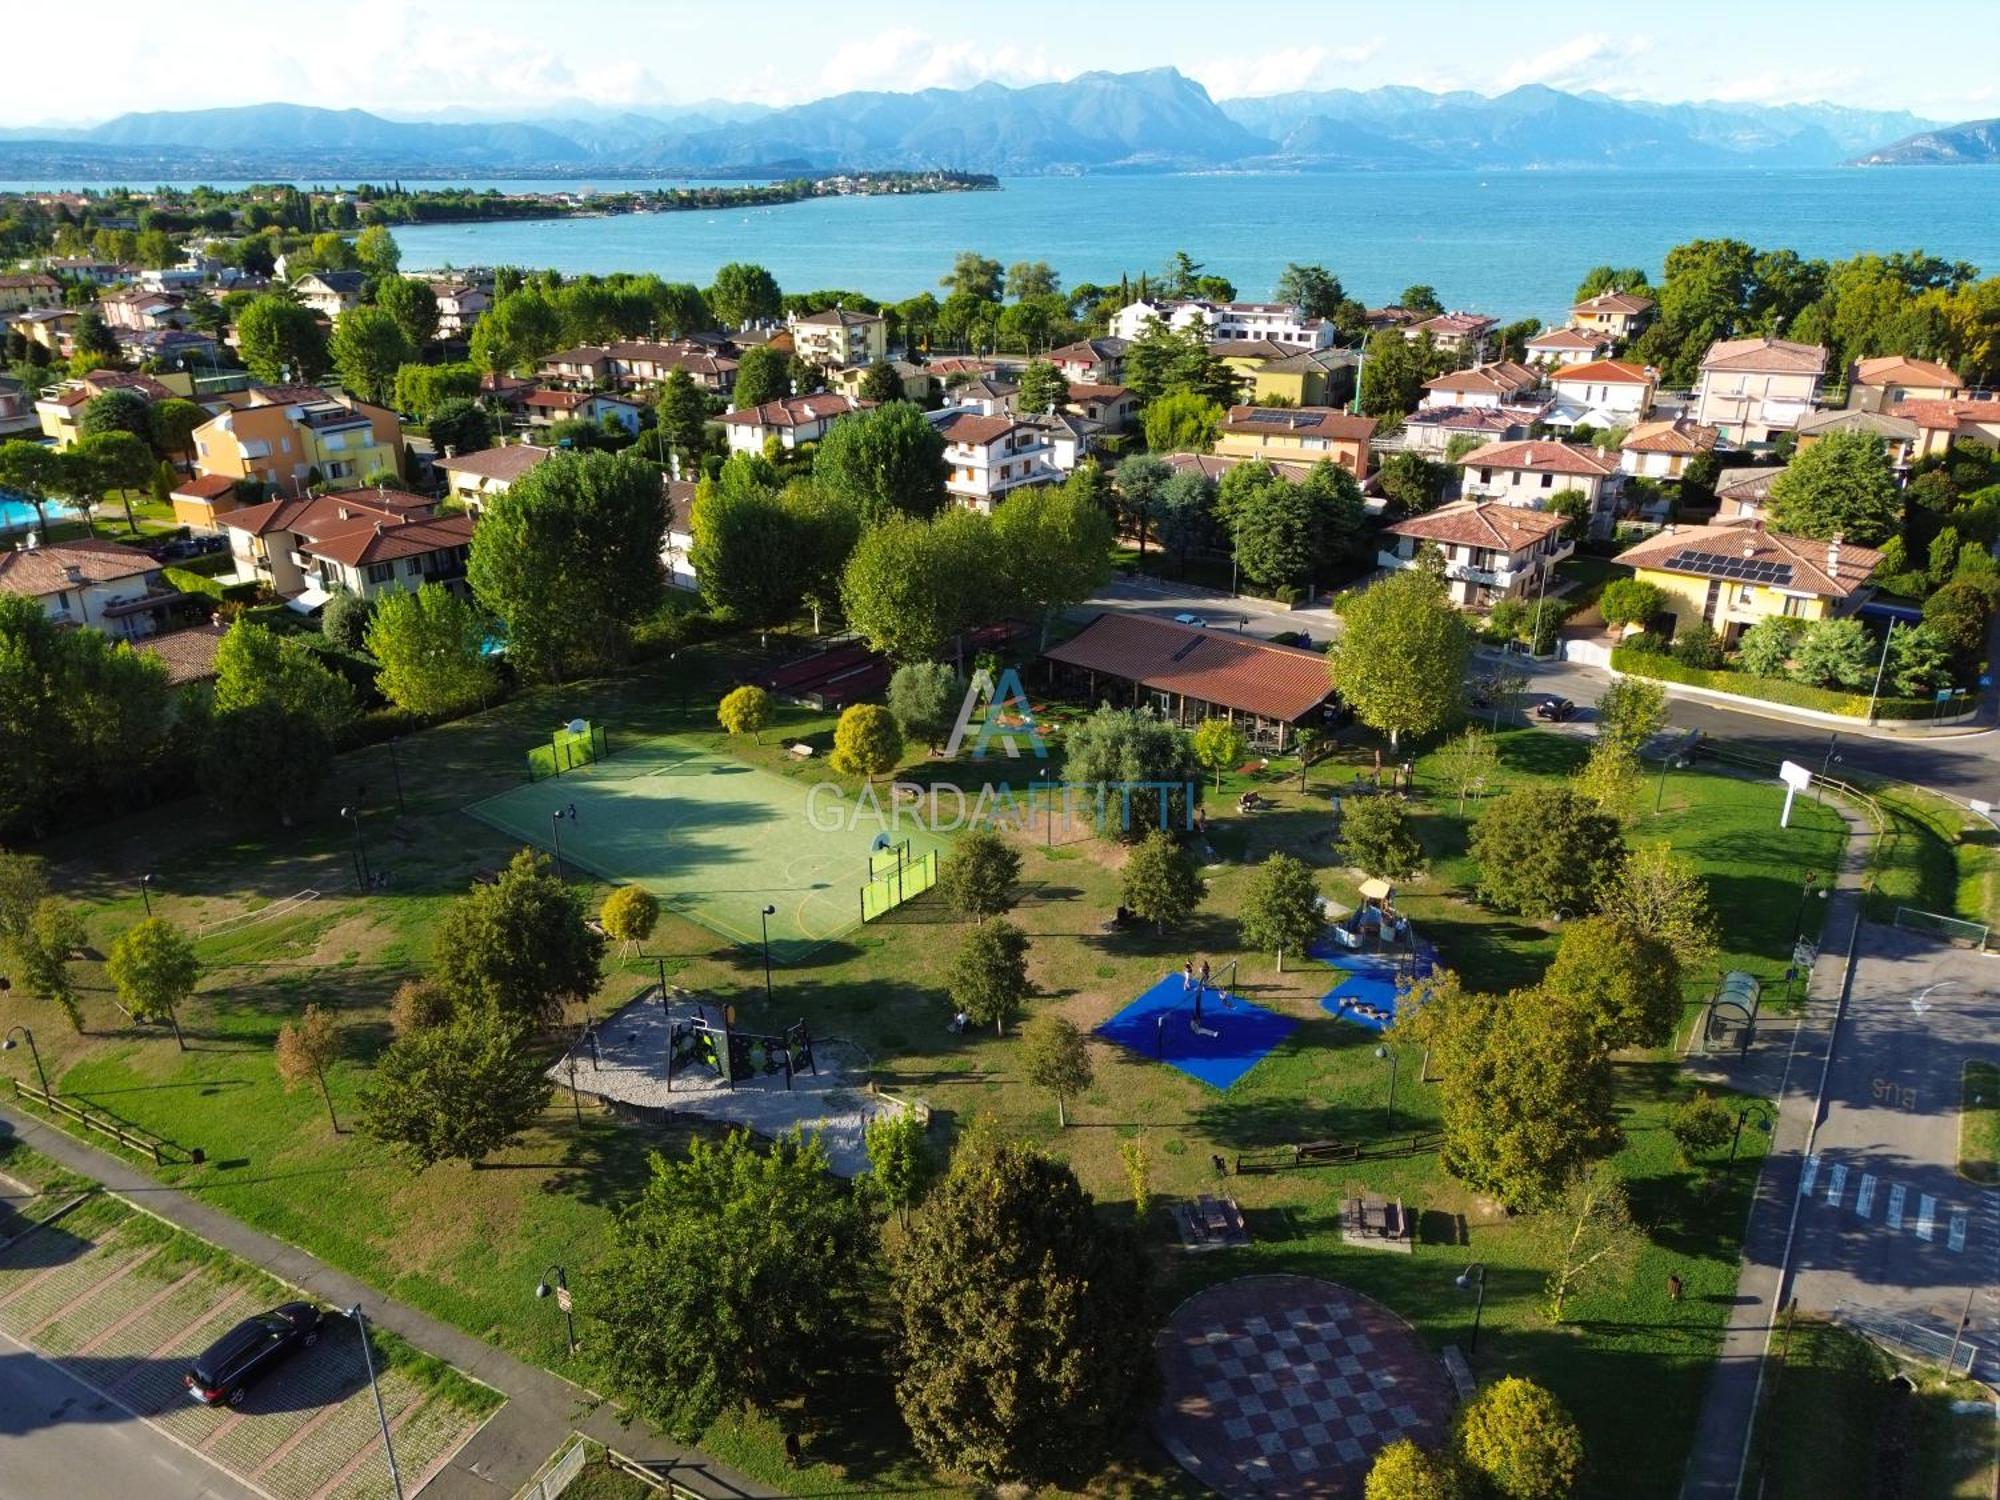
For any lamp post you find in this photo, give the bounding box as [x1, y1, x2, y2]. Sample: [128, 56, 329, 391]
[3, 1026, 50, 1098]
[1373, 1043, 1398, 1131]
[385, 736, 405, 814]
[139, 872, 154, 918]
[1792, 870, 1827, 950]
[340, 806, 370, 891]
[1455, 1263, 1488, 1355]
[669, 651, 689, 719]
[550, 803, 577, 880]
[1730, 1101, 1775, 1163]
[535, 1264, 578, 1356]
[343, 1306, 405, 1500]
[759, 903, 777, 1004]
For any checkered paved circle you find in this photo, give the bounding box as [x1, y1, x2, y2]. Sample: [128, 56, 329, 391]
[1154, 1275, 1456, 1499]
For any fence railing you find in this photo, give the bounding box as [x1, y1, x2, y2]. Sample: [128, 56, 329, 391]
[1830, 1299, 1984, 1378]
[1894, 905, 1990, 951]
[514, 1437, 588, 1500]
[11, 1080, 171, 1165]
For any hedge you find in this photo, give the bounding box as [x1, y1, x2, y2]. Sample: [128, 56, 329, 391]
[1610, 646, 1941, 719]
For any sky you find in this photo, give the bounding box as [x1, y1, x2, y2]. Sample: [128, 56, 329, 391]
[10, 0, 1998, 126]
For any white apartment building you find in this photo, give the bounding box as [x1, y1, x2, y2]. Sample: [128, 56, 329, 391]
[934, 410, 1056, 512]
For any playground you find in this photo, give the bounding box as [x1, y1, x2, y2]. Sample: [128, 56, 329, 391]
[463, 736, 948, 961]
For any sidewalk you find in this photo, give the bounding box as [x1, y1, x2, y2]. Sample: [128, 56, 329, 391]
[0, 1102, 776, 1500]
[1678, 792, 1872, 1500]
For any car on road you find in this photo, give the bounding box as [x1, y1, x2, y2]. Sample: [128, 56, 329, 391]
[1172, 612, 1209, 628]
[186, 1302, 324, 1406]
[1533, 696, 1576, 722]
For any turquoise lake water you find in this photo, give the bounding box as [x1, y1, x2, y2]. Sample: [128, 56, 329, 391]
[382, 167, 2000, 320]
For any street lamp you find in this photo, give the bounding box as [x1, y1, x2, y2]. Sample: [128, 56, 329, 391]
[3, 1026, 51, 1098]
[1730, 1101, 1775, 1163]
[1454, 1263, 1488, 1355]
[1792, 870, 1828, 949]
[759, 903, 777, 1003]
[535, 1264, 578, 1356]
[550, 803, 577, 880]
[139, 872, 154, 918]
[342, 1306, 405, 1500]
[341, 806, 371, 891]
[669, 651, 690, 719]
[1373, 1043, 1398, 1131]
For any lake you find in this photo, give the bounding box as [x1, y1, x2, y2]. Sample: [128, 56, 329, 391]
[385, 167, 2000, 321]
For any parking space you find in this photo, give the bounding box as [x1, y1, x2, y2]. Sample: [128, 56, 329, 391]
[0, 1190, 495, 1498]
[1789, 925, 2000, 1369]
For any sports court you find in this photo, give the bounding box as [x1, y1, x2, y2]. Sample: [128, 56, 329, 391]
[1096, 973, 1298, 1089]
[465, 737, 948, 962]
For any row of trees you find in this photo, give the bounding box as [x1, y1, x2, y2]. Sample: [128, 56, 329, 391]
[1114, 453, 1368, 595]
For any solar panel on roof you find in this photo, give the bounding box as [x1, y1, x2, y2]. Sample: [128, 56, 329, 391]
[1661, 549, 1793, 586]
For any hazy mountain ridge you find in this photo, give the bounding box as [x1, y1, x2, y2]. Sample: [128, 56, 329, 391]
[1851, 118, 2000, 164]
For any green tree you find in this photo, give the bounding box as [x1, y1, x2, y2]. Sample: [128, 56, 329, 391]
[830, 702, 903, 781]
[320, 590, 370, 651]
[1190, 718, 1248, 790]
[1338, 793, 1425, 880]
[146, 397, 205, 464]
[69, 308, 120, 368]
[1063, 705, 1201, 837]
[1120, 829, 1205, 933]
[1923, 578, 1994, 672]
[813, 400, 947, 525]
[1601, 843, 1719, 970]
[1399, 284, 1444, 315]
[1005, 260, 1060, 301]
[329, 305, 413, 405]
[690, 458, 801, 626]
[105, 917, 199, 1049]
[1766, 430, 1900, 544]
[354, 225, 401, 277]
[1672, 619, 1725, 669]
[1546, 487, 1591, 543]
[1376, 451, 1451, 514]
[425, 395, 493, 458]
[236, 293, 328, 383]
[16, 899, 87, 1031]
[359, 1003, 553, 1167]
[947, 918, 1031, 1035]
[393, 360, 481, 420]
[841, 511, 990, 663]
[1014, 358, 1069, 415]
[1887, 621, 1954, 696]
[78, 388, 150, 442]
[937, 828, 1021, 925]
[1238, 852, 1322, 971]
[1594, 677, 1667, 754]
[363, 583, 494, 719]
[865, 1108, 932, 1229]
[1543, 916, 1681, 1051]
[600, 885, 659, 954]
[991, 474, 1115, 646]
[1457, 1377, 1586, 1500]
[1790, 616, 1878, 688]
[782, 478, 861, 635]
[1329, 569, 1471, 745]
[707, 262, 782, 327]
[1275, 263, 1345, 320]
[716, 684, 772, 742]
[1574, 266, 1650, 302]
[200, 619, 354, 821]
[857, 359, 904, 404]
[655, 367, 712, 470]
[468, 451, 666, 680]
[1142, 391, 1223, 453]
[470, 287, 563, 374]
[893, 1136, 1152, 1483]
[887, 661, 962, 751]
[430, 849, 605, 1027]
[1573, 739, 1641, 815]
[0, 441, 68, 534]
[1434, 727, 1499, 811]
[1471, 786, 1627, 917]
[274, 1002, 344, 1133]
[731, 343, 789, 407]
[939, 251, 1003, 303]
[71, 429, 154, 533]
[1020, 1014, 1093, 1127]
[1225, 461, 1366, 592]
[1537, 1161, 1643, 1323]
[376, 273, 439, 349]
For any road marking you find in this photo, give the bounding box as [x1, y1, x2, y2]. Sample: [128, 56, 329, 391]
[1948, 1211, 1968, 1253]
[1887, 1183, 1906, 1230]
[1855, 1174, 1876, 1219]
[1826, 1162, 1847, 1207]
[1916, 1194, 1936, 1241]
[1799, 1154, 1821, 1197]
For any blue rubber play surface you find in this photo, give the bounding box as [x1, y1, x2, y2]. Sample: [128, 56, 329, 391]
[1095, 973, 1298, 1089]
[1310, 943, 1407, 1032]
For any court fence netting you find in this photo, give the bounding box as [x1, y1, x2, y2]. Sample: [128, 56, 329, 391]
[861, 849, 938, 922]
[527, 721, 610, 782]
[1894, 905, 1990, 950]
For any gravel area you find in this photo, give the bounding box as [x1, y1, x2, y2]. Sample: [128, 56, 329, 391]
[553, 990, 906, 1176]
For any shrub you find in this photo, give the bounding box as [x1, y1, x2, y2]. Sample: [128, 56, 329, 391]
[1671, 621, 1724, 669]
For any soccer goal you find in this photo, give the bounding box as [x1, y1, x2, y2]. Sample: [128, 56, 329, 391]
[861, 849, 939, 922]
[1895, 906, 1990, 950]
[527, 720, 609, 781]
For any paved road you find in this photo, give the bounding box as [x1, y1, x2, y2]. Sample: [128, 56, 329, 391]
[0, 1325, 260, 1500]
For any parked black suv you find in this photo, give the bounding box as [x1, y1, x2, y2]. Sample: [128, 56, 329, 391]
[185, 1302, 323, 1405]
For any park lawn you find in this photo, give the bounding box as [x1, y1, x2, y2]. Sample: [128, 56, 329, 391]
[1855, 779, 2000, 931]
[1, 651, 1842, 1500]
[1962, 1062, 1999, 1186]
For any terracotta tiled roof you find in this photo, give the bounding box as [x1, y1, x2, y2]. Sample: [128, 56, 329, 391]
[1851, 355, 1960, 389]
[1048, 338, 1128, 364]
[1042, 612, 1332, 722]
[1621, 419, 1718, 455]
[1424, 361, 1540, 396]
[0, 539, 155, 597]
[1388, 500, 1566, 553]
[305, 513, 474, 568]
[437, 444, 555, 483]
[936, 411, 1034, 447]
[720, 394, 867, 428]
[1405, 405, 1539, 435]
[1796, 408, 1918, 441]
[137, 624, 226, 686]
[1699, 337, 1827, 376]
[171, 473, 239, 501]
[1614, 520, 1880, 598]
[1411, 312, 1496, 338]
[1159, 453, 1318, 485]
[1066, 382, 1131, 402]
[1551, 359, 1654, 386]
[1459, 440, 1618, 476]
[1211, 337, 1296, 361]
[523, 388, 589, 411]
[1527, 327, 1611, 349]
[1889, 398, 2000, 432]
[1571, 291, 1655, 316]
[1221, 406, 1377, 442]
[1715, 467, 1783, 504]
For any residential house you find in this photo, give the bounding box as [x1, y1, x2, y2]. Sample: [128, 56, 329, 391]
[1108, 298, 1207, 342]
[1547, 360, 1657, 427]
[35, 371, 178, 449]
[218, 488, 471, 606]
[1846, 355, 1961, 413]
[1065, 382, 1138, 431]
[947, 377, 1018, 417]
[1620, 419, 1719, 481]
[293, 271, 366, 320]
[1364, 306, 1423, 333]
[1457, 440, 1620, 530]
[191, 386, 404, 496]
[520, 388, 644, 434]
[1047, 338, 1129, 384]
[730, 325, 794, 357]
[1612, 520, 1879, 645]
[1690, 337, 1827, 443]
[1106, 299, 1332, 350]
[1568, 290, 1655, 341]
[479, 373, 536, 414]
[0, 537, 186, 639]
[116, 328, 216, 367]
[1249, 347, 1358, 409]
[1404, 312, 1496, 362]
[608, 340, 737, 393]
[0, 273, 60, 313]
[42, 258, 126, 287]
[1524, 326, 1614, 368]
[169, 473, 243, 531]
[1397, 405, 1540, 459]
[436, 442, 554, 512]
[427, 279, 491, 338]
[720, 393, 869, 454]
[1796, 408, 1919, 469]
[1421, 361, 1541, 411]
[663, 479, 697, 592]
[788, 307, 887, 369]
[1891, 399, 2000, 461]
[99, 288, 185, 332]
[1213, 338, 1298, 390]
[137, 623, 228, 688]
[538, 346, 612, 388]
[933, 410, 1057, 512]
[14, 306, 79, 356]
[1714, 467, 1783, 521]
[1214, 406, 1376, 480]
[829, 359, 934, 404]
[1377, 500, 1571, 608]
[1023, 410, 1101, 475]
[1160, 451, 1318, 487]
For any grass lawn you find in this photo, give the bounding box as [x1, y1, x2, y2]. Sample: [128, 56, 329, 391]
[1750, 1315, 1997, 1500]
[0, 643, 1845, 1500]
[1855, 779, 2000, 930]
[1961, 1061, 1999, 1186]
[1554, 553, 1628, 613]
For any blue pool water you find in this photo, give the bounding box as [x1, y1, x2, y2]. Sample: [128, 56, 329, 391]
[0, 490, 79, 533]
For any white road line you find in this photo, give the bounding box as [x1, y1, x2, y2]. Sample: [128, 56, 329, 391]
[1887, 1183, 1907, 1230]
[1799, 1154, 1821, 1197]
[1916, 1194, 1937, 1242]
[1948, 1211, 1968, 1253]
[1854, 1174, 1876, 1219]
[1826, 1162, 1848, 1207]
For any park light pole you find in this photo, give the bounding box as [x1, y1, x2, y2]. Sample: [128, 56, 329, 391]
[139, 872, 154, 918]
[385, 736, 405, 814]
[340, 806, 371, 891]
[343, 1305, 405, 1500]
[535, 1264, 578, 1356]
[1730, 1101, 1775, 1163]
[3, 1026, 51, 1098]
[1455, 1263, 1488, 1355]
[1792, 870, 1828, 950]
[550, 803, 577, 881]
[1373, 1043, 1398, 1131]
[759, 903, 777, 1004]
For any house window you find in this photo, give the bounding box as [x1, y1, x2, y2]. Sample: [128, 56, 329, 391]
[1783, 596, 1807, 618]
[1539, 474, 1553, 490]
[365, 562, 395, 585]
[1479, 468, 1492, 484]
[1736, 585, 1755, 606]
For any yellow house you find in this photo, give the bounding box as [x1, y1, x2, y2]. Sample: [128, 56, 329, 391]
[191, 387, 403, 497]
[1249, 348, 1358, 408]
[34, 371, 185, 449]
[1846, 355, 1960, 413]
[1893, 398, 2000, 462]
[788, 307, 887, 369]
[1214, 405, 1376, 480]
[1612, 520, 1881, 646]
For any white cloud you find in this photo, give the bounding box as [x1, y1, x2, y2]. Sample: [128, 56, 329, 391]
[808, 28, 1067, 102]
[1188, 42, 1386, 101]
[1491, 32, 1658, 93]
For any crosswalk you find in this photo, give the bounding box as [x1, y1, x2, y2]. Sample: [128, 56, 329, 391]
[1800, 1153, 1977, 1254]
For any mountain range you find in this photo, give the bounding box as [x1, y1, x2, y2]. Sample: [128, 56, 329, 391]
[0, 69, 1970, 179]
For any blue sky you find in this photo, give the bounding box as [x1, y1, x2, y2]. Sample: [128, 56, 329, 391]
[15, 0, 1998, 124]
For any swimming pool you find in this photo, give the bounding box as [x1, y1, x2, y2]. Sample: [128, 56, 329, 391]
[0, 489, 81, 533]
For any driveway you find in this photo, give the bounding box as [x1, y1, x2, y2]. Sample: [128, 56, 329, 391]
[1787, 925, 2000, 1370]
